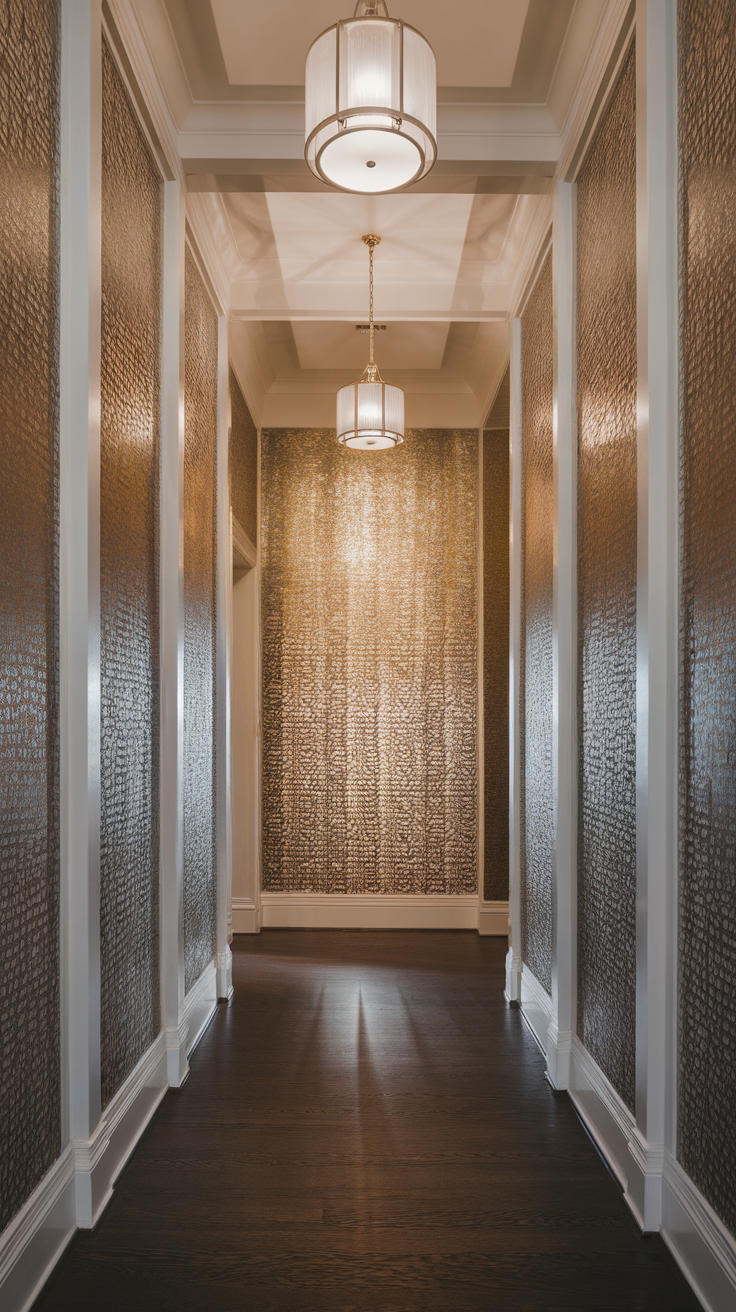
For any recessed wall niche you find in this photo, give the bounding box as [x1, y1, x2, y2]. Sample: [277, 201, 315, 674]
[0, 0, 61, 1234]
[678, 0, 736, 1238]
[183, 248, 218, 991]
[520, 253, 554, 995]
[576, 40, 637, 1111]
[261, 428, 478, 895]
[99, 37, 163, 1108]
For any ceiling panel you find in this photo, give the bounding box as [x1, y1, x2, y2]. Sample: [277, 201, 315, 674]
[210, 0, 531, 89]
[263, 191, 475, 286]
[291, 319, 451, 371]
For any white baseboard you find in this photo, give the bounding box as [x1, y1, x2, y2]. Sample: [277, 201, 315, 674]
[260, 893, 479, 930]
[182, 961, 218, 1058]
[569, 1037, 736, 1307]
[478, 901, 509, 936]
[74, 1031, 168, 1229]
[0, 970, 219, 1312]
[232, 896, 260, 933]
[569, 1036, 666, 1232]
[0, 1147, 76, 1312]
[662, 1153, 736, 1312]
[519, 963, 553, 1056]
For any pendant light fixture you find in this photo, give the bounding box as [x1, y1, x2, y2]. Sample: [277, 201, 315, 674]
[305, 0, 437, 195]
[337, 235, 404, 450]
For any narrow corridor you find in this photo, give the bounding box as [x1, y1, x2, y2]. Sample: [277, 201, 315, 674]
[35, 933, 701, 1311]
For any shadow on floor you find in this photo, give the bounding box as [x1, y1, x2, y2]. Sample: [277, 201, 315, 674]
[34, 931, 703, 1311]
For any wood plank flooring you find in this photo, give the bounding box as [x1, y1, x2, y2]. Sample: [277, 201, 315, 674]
[34, 932, 703, 1310]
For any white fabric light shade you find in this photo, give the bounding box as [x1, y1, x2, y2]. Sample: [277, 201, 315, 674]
[305, 12, 436, 195]
[337, 379, 405, 450]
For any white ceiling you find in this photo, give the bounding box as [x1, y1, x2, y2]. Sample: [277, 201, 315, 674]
[291, 320, 451, 371]
[210, 0, 532, 89]
[130, 0, 618, 422]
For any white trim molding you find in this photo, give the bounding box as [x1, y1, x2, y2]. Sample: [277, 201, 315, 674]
[259, 893, 490, 932]
[477, 902, 509, 936]
[73, 1033, 168, 1229]
[0, 1149, 75, 1312]
[232, 896, 261, 934]
[662, 1154, 736, 1312]
[519, 964, 554, 1058]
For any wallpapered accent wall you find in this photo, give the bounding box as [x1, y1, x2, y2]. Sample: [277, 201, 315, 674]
[229, 366, 257, 546]
[261, 429, 477, 894]
[0, 0, 61, 1234]
[678, 0, 736, 1237]
[576, 41, 637, 1111]
[520, 253, 554, 995]
[99, 38, 162, 1109]
[183, 248, 218, 991]
[483, 427, 510, 901]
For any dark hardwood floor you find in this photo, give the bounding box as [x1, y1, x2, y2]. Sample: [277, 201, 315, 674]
[35, 931, 702, 1311]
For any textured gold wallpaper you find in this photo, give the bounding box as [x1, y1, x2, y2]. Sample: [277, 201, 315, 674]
[576, 40, 637, 1112]
[229, 367, 257, 545]
[261, 429, 478, 895]
[0, 0, 61, 1235]
[483, 428, 510, 901]
[520, 251, 554, 995]
[678, 0, 736, 1236]
[183, 248, 218, 991]
[99, 36, 162, 1110]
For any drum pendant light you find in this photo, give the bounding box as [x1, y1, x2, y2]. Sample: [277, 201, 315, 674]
[305, 0, 437, 195]
[336, 235, 404, 450]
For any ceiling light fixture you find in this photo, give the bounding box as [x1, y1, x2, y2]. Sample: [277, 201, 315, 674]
[337, 235, 404, 451]
[305, 0, 437, 195]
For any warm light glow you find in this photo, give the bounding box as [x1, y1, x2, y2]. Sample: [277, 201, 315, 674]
[305, 1, 436, 196]
[337, 379, 404, 449]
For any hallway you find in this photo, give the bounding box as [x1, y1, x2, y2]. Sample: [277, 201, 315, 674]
[35, 933, 701, 1312]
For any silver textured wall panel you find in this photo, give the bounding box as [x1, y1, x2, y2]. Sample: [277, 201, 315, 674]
[99, 39, 163, 1108]
[0, 0, 61, 1232]
[183, 248, 217, 991]
[678, 0, 736, 1237]
[520, 253, 554, 995]
[261, 429, 477, 895]
[576, 42, 637, 1111]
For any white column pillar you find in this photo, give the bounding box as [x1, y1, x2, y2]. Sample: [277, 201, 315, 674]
[505, 318, 523, 1003]
[216, 317, 234, 1000]
[632, 0, 679, 1232]
[548, 181, 577, 1090]
[59, 0, 103, 1225]
[160, 180, 188, 1085]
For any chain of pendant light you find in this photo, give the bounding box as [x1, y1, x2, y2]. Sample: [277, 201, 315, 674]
[364, 233, 380, 366]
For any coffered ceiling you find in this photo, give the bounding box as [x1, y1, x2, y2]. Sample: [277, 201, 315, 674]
[131, 0, 615, 424]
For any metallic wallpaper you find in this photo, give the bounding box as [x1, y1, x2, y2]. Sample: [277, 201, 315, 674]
[576, 41, 637, 1111]
[678, 0, 736, 1236]
[183, 247, 218, 992]
[0, 0, 61, 1233]
[229, 366, 257, 546]
[520, 252, 554, 995]
[99, 39, 162, 1108]
[483, 428, 510, 901]
[261, 429, 477, 895]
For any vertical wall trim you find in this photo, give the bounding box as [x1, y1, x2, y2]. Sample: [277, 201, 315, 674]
[60, 0, 103, 1168]
[549, 179, 578, 1090]
[160, 179, 187, 1085]
[506, 319, 523, 1001]
[633, 0, 679, 1231]
[216, 316, 233, 999]
[476, 427, 485, 926]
